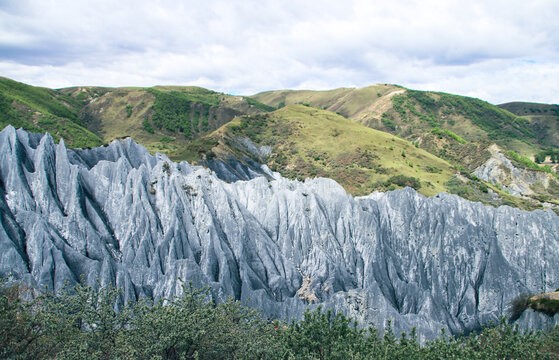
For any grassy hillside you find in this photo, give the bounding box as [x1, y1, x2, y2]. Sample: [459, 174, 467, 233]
[499, 102, 559, 148]
[0, 77, 273, 156]
[0, 77, 103, 147]
[253, 86, 548, 155]
[251, 89, 559, 209]
[499, 101, 559, 117]
[254, 85, 403, 123]
[254, 87, 559, 171]
[187, 104, 467, 197]
[187, 105, 548, 209]
[57, 85, 273, 159]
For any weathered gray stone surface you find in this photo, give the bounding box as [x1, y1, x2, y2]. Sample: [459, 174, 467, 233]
[474, 144, 557, 197]
[1, 126, 558, 341]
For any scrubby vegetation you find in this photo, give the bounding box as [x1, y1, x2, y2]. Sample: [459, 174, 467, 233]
[381, 113, 397, 130]
[252, 86, 558, 208]
[386, 175, 422, 190]
[529, 297, 559, 318]
[506, 150, 558, 178]
[431, 127, 467, 144]
[0, 77, 81, 123]
[1, 279, 558, 360]
[404, 91, 534, 141]
[508, 293, 534, 322]
[148, 88, 219, 137]
[535, 150, 559, 164]
[0, 92, 41, 133]
[216, 105, 454, 196]
[385, 90, 535, 146]
[244, 96, 276, 112]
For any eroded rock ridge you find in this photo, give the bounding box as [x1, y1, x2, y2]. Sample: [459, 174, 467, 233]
[1, 126, 558, 340]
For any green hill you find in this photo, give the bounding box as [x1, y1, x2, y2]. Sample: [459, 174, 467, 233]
[253, 86, 551, 156]
[0, 77, 273, 157]
[499, 102, 559, 148]
[251, 87, 559, 210]
[0, 77, 103, 148]
[253, 87, 559, 176]
[185, 104, 496, 198]
[57, 85, 272, 158]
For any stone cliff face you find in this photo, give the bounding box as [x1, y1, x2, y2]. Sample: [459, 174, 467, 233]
[474, 144, 558, 197]
[1, 126, 558, 340]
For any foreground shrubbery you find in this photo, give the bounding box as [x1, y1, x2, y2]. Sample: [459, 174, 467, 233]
[1, 279, 558, 360]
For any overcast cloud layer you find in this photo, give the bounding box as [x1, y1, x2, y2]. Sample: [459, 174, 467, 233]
[1, 0, 558, 104]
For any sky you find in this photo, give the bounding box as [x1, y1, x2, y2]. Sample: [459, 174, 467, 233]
[1, 0, 558, 105]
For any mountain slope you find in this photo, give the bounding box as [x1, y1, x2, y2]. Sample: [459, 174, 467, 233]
[1, 126, 558, 340]
[252, 86, 559, 209]
[185, 105, 554, 212]
[59, 85, 274, 159]
[0, 77, 273, 158]
[253, 86, 547, 153]
[185, 104, 457, 197]
[0, 77, 103, 148]
[2, 77, 557, 210]
[499, 102, 559, 148]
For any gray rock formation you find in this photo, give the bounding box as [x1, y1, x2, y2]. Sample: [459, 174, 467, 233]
[474, 144, 557, 197]
[197, 136, 275, 183]
[1, 125, 558, 341]
[199, 155, 275, 183]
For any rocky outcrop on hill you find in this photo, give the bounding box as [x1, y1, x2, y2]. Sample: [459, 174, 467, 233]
[474, 144, 557, 197]
[1, 126, 558, 341]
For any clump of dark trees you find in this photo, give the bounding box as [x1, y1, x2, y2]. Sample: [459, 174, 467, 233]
[1, 278, 558, 360]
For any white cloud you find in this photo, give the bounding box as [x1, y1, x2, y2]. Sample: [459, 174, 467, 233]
[0, 0, 558, 104]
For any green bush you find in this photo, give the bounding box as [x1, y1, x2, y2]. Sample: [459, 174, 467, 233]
[0, 279, 283, 360]
[142, 118, 154, 134]
[404, 90, 534, 141]
[244, 97, 275, 112]
[387, 175, 421, 190]
[0, 77, 80, 123]
[0, 85, 103, 148]
[535, 150, 559, 164]
[283, 306, 369, 360]
[149, 88, 220, 137]
[391, 95, 408, 121]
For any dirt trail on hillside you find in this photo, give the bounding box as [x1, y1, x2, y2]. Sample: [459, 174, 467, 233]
[354, 89, 406, 123]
